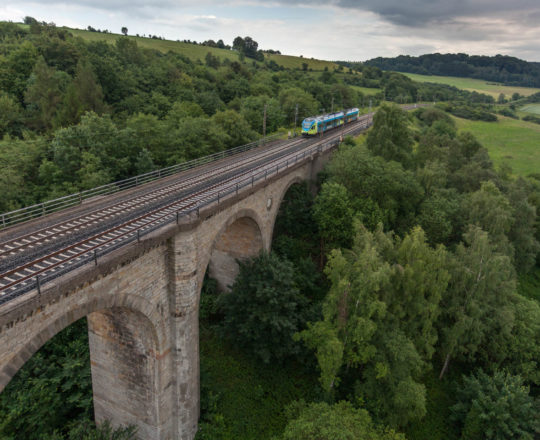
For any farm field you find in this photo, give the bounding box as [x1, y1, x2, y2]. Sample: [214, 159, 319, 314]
[264, 53, 340, 71]
[351, 85, 382, 95]
[454, 116, 540, 177]
[401, 72, 540, 99]
[521, 104, 540, 115]
[68, 28, 242, 63]
[67, 27, 340, 70]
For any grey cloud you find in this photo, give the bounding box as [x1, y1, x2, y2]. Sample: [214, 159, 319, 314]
[21, 0, 540, 27]
[291, 0, 540, 27]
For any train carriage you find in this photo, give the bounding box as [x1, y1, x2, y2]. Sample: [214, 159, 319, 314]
[301, 108, 359, 136]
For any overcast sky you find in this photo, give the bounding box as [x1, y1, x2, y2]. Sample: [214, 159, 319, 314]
[1, 0, 539, 61]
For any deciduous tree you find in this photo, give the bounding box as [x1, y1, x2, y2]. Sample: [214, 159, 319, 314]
[218, 252, 308, 363]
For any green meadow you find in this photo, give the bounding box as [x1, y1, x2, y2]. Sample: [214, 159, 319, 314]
[521, 104, 540, 115]
[351, 85, 382, 95]
[454, 115, 540, 177]
[67, 28, 243, 63]
[66, 27, 340, 70]
[264, 53, 340, 71]
[401, 72, 540, 99]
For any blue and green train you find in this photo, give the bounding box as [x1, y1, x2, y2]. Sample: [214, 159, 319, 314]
[301, 108, 359, 136]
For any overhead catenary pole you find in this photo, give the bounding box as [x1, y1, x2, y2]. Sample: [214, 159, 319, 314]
[263, 103, 267, 141]
[294, 103, 299, 137]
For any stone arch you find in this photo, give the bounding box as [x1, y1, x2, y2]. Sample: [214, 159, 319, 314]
[205, 208, 266, 291]
[267, 175, 306, 246]
[0, 291, 170, 439]
[0, 291, 164, 389]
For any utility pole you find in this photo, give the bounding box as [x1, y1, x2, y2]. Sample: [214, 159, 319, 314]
[294, 103, 299, 137]
[369, 99, 372, 113]
[331, 96, 334, 113]
[263, 103, 267, 141]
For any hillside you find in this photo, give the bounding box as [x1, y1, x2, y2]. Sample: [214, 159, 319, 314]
[400, 73, 540, 99]
[453, 115, 540, 176]
[365, 53, 540, 87]
[67, 27, 341, 71]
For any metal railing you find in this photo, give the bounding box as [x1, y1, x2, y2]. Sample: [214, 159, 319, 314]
[0, 122, 375, 305]
[0, 132, 285, 230]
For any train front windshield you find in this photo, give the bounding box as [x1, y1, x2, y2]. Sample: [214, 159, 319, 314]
[302, 119, 315, 131]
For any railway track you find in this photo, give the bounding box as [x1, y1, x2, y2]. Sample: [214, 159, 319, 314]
[0, 114, 373, 305]
[0, 136, 309, 260]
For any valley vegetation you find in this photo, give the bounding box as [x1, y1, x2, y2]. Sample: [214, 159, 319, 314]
[0, 19, 539, 440]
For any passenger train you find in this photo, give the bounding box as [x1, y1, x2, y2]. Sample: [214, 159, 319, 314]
[301, 108, 359, 136]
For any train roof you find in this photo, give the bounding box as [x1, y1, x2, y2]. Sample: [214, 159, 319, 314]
[303, 108, 359, 123]
[304, 111, 344, 123]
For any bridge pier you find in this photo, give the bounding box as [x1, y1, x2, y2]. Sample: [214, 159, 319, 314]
[168, 232, 200, 440]
[0, 152, 336, 440]
[88, 308, 172, 439]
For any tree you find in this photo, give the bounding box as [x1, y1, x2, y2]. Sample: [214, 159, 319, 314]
[166, 116, 229, 164]
[1, 40, 38, 101]
[240, 96, 283, 134]
[121, 27, 128, 36]
[438, 226, 516, 378]
[218, 252, 309, 363]
[44, 112, 134, 194]
[462, 181, 514, 259]
[204, 52, 220, 69]
[417, 188, 461, 245]
[56, 60, 107, 126]
[273, 182, 318, 262]
[232, 36, 245, 53]
[24, 56, 69, 132]
[232, 36, 259, 59]
[312, 182, 355, 254]
[0, 321, 92, 439]
[451, 370, 540, 440]
[366, 104, 413, 167]
[507, 178, 540, 273]
[0, 137, 47, 212]
[300, 224, 449, 427]
[278, 87, 319, 125]
[24, 16, 38, 25]
[211, 109, 257, 149]
[0, 92, 23, 137]
[279, 401, 406, 440]
[325, 143, 423, 234]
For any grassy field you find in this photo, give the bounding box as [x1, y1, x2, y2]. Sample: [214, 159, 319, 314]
[67, 28, 244, 63]
[454, 116, 540, 177]
[401, 72, 540, 99]
[265, 53, 340, 71]
[521, 104, 540, 115]
[65, 27, 340, 70]
[351, 85, 382, 96]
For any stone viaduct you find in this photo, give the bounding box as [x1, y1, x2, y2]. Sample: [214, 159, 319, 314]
[0, 148, 332, 439]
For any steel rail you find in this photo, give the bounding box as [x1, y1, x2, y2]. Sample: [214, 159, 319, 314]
[0, 134, 322, 287]
[0, 132, 286, 230]
[0, 116, 372, 303]
[0, 136, 309, 259]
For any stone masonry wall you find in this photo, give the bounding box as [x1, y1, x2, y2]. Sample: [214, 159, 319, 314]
[0, 152, 331, 440]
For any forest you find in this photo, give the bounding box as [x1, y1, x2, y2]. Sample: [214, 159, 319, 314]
[0, 19, 539, 440]
[362, 53, 540, 87]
